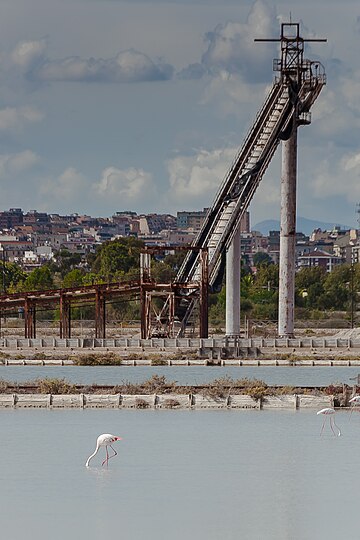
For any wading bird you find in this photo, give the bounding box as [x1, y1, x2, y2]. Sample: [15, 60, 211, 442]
[348, 395, 360, 419]
[85, 434, 122, 467]
[317, 408, 341, 437]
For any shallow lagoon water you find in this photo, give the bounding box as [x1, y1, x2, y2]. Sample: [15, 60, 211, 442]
[1, 408, 360, 540]
[0, 364, 359, 387]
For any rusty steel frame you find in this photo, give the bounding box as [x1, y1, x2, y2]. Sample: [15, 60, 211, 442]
[95, 288, 106, 339]
[143, 291, 175, 339]
[59, 293, 71, 339]
[0, 281, 141, 339]
[140, 246, 209, 339]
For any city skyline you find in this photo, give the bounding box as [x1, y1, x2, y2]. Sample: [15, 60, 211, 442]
[0, 0, 359, 226]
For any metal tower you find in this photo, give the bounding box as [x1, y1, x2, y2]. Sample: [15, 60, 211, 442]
[257, 23, 326, 337]
[148, 21, 326, 339]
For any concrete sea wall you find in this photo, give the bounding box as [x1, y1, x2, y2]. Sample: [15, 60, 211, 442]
[0, 393, 333, 410]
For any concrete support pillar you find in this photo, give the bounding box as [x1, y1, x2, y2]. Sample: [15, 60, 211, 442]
[140, 252, 151, 283]
[225, 227, 241, 336]
[278, 123, 297, 337]
[199, 248, 209, 338]
[140, 251, 151, 339]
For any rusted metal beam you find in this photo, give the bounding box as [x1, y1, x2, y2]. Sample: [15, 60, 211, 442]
[59, 294, 71, 339]
[95, 288, 106, 339]
[140, 284, 147, 339]
[24, 297, 36, 339]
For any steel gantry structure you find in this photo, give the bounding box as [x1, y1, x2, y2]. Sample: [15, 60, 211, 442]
[0, 281, 141, 339]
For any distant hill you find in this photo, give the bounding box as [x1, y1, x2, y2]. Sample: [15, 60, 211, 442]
[253, 217, 353, 236]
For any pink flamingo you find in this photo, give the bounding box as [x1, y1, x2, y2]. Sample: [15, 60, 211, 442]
[85, 434, 122, 467]
[317, 408, 341, 437]
[349, 396, 360, 419]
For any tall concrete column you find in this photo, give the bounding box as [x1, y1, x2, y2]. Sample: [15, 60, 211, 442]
[225, 226, 241, 336]
[278, 122, 297, 337]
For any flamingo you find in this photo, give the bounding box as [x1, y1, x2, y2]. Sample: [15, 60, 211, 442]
[348, 396, 360, 419]
[317, 408, 341, 437]
[85, 434, 122, 467]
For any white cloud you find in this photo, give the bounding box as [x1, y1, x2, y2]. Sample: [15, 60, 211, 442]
[308, 146, 360, 201]
[166, 147, 236, 206]
[11, 41, 174, 83]
[40, 167, 88, 202]
[0, 106, 43, 132]
[11, 39, 47, 70]
[201, 72, 270, 118]
[0, 150, 39, 176]
[181, 0, 278, 82]
[94, 166, 154, 201]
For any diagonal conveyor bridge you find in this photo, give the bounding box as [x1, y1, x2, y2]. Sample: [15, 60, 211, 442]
[175, 53, 326, 334]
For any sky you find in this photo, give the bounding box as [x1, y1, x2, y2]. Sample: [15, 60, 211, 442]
[0, 0, 360, 228]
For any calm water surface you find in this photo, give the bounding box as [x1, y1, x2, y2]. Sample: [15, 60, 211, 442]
[1, 408, 360, 540]
[0, 364, 359, 386]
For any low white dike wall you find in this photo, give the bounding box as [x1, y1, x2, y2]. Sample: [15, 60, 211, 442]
[0, 393, 334, 409]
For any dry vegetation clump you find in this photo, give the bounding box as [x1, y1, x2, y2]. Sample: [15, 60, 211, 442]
[0, 378, 11, 392]
[170, 351, 199, 361]
[200, 376, 273, 401]
[228, 377, 271, 400]
[72, 352, 122, 366]
[274, 385, 296, 395]
[113, 381, 139, 395]
[135, 398, 149, 409]
[35, 377, 76, 394]
[201, 376, 234, 399]
[162, 398, 181, 409]
[112, 375, 177, 395]
[150, 357, 168, 366]
[141, 375, 176, 394]
[323, 384, 343, 396]
[32, 352, 48, 360]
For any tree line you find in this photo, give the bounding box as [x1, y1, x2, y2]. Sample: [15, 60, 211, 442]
[0, 238, 357, 323]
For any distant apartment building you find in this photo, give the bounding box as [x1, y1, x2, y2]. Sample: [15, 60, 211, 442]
[23, 210, 50, 225]
[333, 230, 358, 264]
[0, 239, 34, 261]
[297, 249, 344, 272]
[240, 232, 252, 264]
[177, 208, 209, 231]
[145, 214, 176, 234]
[251, 231, 268, 253]
[158, 229, 196, 245]
[32, 233, 68, 249]
[111, 213, 131, 236]
[239, 211, 250, 233]
[351, 244, 360, 264]
[267, 230, 280, 263]
[0, 208, 23, 230]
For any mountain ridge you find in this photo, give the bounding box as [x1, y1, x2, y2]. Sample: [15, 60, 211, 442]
[253, 217, 353, 236]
